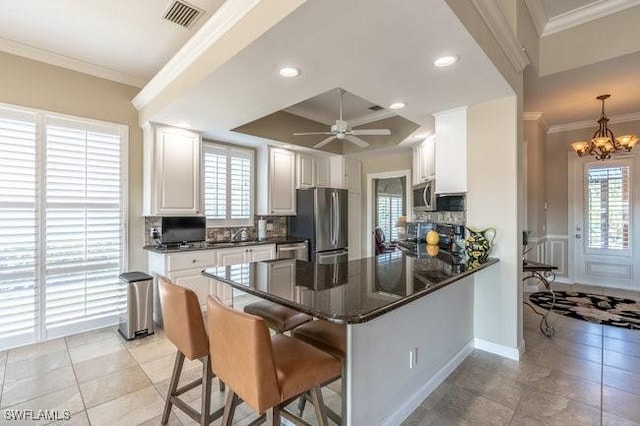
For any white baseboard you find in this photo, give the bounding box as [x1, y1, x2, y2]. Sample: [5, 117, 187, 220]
[474, 338, 520, 361]
[382, 339, 474, 426]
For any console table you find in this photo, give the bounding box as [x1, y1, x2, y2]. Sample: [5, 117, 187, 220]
[523, 260, 558, 337]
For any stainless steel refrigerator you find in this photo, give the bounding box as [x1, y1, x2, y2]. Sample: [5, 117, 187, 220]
[289, 187, 348, 263]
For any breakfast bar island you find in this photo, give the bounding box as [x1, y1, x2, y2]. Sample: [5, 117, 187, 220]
[203, 251, 498, 425]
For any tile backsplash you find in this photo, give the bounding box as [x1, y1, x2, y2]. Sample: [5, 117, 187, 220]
[413, 210, 466, 226]
[144, 216, 288, 246]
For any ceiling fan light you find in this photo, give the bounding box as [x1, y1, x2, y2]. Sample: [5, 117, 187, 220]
[434, 55, 458, 67]
[278, 66, 301, 78]
[388, 102, 406, 110]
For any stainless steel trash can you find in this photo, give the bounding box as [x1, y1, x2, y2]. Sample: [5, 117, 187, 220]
[118, 272, 154, 340]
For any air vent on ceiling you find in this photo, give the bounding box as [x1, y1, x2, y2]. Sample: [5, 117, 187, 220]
[369, 105, 383, 111]
[163, 0, 203, 29]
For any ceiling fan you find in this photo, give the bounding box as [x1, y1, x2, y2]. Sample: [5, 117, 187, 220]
[293, 89, 391, 149]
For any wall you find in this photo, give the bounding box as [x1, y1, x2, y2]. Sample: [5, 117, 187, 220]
[546, 119, 640, 236]
[539, 7, 640, 76]
[354, 149, 412, 255]
[524, 119, 547, 239]
[0, 52, 145, 271]
[544, 119, 640, 278]
[467, 95, 522, 356]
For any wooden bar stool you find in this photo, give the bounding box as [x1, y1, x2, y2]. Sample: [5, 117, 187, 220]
[158, 277, 225, 425]
[291, 320, 346, 424]
[207, 296, 341, 426]
[243, 300, 312, 334]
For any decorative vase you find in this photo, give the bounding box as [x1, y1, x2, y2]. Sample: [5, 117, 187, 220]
[465, 227, 496, 265]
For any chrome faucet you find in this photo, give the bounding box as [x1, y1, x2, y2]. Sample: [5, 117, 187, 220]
[230, 227, 249, 242]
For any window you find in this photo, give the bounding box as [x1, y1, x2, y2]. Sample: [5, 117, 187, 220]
[0, 105, 127, 350]
[203, 143, 254, 226]
[377, 194, 403, 241]
[585, 163, 630, 251]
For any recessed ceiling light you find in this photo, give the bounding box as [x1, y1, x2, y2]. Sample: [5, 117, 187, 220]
[389, 102, 406, 110]
[278, 66, 301, 78]
[434, 55, 458, 67]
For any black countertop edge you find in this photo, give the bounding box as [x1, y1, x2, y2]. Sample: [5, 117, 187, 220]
[144, 236, 309, 254]
[202, 258, 499, 324]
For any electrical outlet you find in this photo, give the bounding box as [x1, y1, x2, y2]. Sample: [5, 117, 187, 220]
[266, 222, 274, 231]
[150, 228, 160, 239]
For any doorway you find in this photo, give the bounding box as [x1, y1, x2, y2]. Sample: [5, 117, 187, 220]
[366, 170, 412, 257]
[568, 154, 640, 290]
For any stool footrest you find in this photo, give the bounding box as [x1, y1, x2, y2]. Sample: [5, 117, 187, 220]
[174, 377, 202, 396]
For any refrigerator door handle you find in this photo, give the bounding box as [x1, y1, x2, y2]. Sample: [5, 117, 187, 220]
[335, 192, 340, 245]
[331, 192, 337, 246]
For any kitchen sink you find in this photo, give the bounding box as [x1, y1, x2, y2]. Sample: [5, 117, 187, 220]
[205, 239, 261, 248]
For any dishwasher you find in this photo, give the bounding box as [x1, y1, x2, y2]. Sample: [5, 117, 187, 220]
[276, 241, 309, 261]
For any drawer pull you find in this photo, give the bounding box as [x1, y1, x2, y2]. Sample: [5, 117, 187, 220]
[192, 259, 197, 263]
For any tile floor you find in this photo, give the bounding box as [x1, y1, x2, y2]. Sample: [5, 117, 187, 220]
[0, 283, 638, 425]
[403, 283, 640, 426]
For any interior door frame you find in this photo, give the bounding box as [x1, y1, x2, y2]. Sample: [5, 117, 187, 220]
[365, 169, 412, 258]
[568, 152, 638, 288]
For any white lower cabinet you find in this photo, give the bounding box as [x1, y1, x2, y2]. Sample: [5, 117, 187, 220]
[147, 243, 276, 325]
[216, 244, 276, 265]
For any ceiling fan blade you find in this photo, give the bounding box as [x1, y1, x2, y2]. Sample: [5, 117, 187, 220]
[345, 135, 370, 147]
[314, 136, 337, 149]
[293, 132, 334, 136]
[351, 129, 391, 136]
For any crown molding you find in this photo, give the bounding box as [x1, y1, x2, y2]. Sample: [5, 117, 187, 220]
[547, 111, 640, 133]
[470, 0, 530, 73]
[543, 0, 640, 36]
[132, 0, 261, 110]
[0, 37, 147, 88]
[524, 0, 548, 37]
[522, 112, 548, 131]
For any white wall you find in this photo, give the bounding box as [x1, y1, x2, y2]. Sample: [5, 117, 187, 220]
[467, 95, 522, 356]
[0, 51, 145, 271]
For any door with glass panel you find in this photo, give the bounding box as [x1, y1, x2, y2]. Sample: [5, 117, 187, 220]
[570, 155, 639, 289]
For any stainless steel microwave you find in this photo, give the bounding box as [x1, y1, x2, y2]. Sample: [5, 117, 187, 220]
[413, 180, 436, 211]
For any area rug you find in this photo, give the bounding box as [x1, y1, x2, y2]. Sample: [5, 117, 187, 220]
[529, 291, 640, 329]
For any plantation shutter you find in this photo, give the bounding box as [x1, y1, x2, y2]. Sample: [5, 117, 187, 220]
[376, 194, 403, 241]
[0, 107, 39, 349]
[44, 116, 126, 337]
[585, 163, 631, 251]
[203, 143, 253, 225]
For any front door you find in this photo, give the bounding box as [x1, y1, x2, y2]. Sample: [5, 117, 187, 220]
[569, 154, 640, 290]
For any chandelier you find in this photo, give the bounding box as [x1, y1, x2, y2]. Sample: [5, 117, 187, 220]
[571, 94, 637, 161]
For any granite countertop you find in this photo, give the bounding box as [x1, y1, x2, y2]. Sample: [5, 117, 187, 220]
[203, 251, 499, 324]
[144, 236, 308, 253]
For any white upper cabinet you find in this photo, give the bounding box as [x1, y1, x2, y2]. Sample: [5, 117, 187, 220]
[143, 123, 201, 216]
[434, 107, 467, 194]
[297, 153, 331, 188]
[330, 156, 362, 193]
[257, 147, 296, 215]
[315, 155, 330, 187]
[297, 153, 315, 188]
[412, 136, 435, 184]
